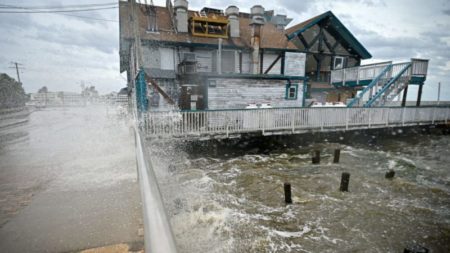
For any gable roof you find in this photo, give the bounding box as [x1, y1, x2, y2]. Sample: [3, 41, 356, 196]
[119, 2, 297, 50]
[286, 11, 372, 59]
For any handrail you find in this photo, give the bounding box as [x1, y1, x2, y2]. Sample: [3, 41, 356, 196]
[134, 125, 178, 253]
[364, 63, 411, 107]
[347, 64, 393, 108]
[143, 107, 450, 139]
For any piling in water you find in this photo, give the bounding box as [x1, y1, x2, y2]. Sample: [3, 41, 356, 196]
[312, 150, 320, 164]
[385, 169, 395, 179]
[333, 149, 341, 163]
[284, 182, 292, 204]
[340, 172, 350, 192]
[403, 245, 429, 253]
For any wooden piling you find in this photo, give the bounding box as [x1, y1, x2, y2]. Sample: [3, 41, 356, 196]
[403, 244, 429, 253]
[340, 172, 350, 192]
[385, 170, 395, 179]
[333, 149, 341, 163]
[284, 183, 292, 204]
[312, 150, 320, 164]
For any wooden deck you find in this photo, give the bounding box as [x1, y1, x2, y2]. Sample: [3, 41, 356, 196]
[141, 106, 450, 140]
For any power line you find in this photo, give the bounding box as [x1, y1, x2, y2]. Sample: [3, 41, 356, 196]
[0, 3, 119, 22]
[0, 6, 118, 14]
[0, 3, 117, 10]
[61, 13, 119, 23]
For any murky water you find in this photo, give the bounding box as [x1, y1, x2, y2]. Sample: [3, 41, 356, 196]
[148, 129, 450, 252]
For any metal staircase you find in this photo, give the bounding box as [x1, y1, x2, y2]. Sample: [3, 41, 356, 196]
[331, 59, 429, 108]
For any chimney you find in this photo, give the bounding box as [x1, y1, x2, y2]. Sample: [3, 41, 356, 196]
[272, 14, 292, 30]
[174, 0, 188, 33]
[250, 5, 265, 74]
[225, 5, 239, 38]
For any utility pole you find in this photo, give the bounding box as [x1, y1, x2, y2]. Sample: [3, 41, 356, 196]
[437, 82, 441, 105]
[9, 61, 23, 84]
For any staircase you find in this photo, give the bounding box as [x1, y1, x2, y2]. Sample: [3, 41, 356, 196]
[330, 59, 429, 108]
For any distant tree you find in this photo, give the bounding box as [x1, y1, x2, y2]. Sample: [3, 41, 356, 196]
[38, 86, 48, 93]
[0, 73, 27, 109]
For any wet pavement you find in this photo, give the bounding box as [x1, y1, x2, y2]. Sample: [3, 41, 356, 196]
[0, 106, 142, 253]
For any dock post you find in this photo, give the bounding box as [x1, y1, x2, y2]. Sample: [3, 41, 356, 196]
[403, 245, 429, 253]
[312, 150, 320, 164]
[340, 172, 350, 192]
[284, 183, 292, 204]
[385, 170, 395, 179]
[333, 149, 341, 163]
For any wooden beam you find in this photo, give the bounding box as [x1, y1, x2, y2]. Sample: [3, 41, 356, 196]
[316, 26, 324, 81]
[264, 53, 282, 74]
[260, 49, 264, 74]
[308, 32, 321, 50]
[322, 32, 334, 53]
[280, 51, 286, 75]
[331, 41, 339, 52]
[297, 33, 310, 50]
[144, 75, 175, 105]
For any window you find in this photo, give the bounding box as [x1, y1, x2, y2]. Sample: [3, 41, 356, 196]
[285, 84, 298, 100]
[333, 56, 345, 70]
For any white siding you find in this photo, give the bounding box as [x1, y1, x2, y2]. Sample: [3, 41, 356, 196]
[262, 53, 281, 74]
[208, 79, 304, 109]
[142, 47, 160, 69]
[195, 50, 213, 72]
[241, 53, 251, 74]
[160, 48, 175, 70]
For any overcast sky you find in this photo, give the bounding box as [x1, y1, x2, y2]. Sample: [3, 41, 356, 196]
[0, 0, 449, 100]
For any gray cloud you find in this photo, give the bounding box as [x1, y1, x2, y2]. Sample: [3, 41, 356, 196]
[443, 9, 450, 15]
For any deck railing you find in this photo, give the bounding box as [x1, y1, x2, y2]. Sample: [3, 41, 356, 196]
[142, 107, 450, 138]
[331, 61, 392, 85]
[331, 59, 428, 86]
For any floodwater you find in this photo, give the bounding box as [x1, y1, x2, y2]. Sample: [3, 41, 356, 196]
[148, 129, 450, 252]
[0, 106, 142, 252]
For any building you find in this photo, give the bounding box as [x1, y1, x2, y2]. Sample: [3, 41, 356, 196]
[119, 1, 427, 111]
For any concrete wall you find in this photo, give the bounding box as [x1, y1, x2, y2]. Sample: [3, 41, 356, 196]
[207, 79, 304, 109]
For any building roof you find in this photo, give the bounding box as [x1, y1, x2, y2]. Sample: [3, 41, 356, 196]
[119, 2, 297, 50]
[285, 11, 371, 59]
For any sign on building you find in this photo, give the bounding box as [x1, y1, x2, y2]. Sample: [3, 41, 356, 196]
[285, 52, 306, 77]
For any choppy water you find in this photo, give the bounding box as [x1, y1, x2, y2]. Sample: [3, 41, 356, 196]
[148, 129, 450, 252]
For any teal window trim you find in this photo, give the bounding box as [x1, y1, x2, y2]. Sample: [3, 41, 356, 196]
[285, 83, 299, 100]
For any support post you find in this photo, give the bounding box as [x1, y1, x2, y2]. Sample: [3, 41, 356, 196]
[401, 84, 408, 107]
[345, 108, 349, 130]
[284, 183, 292, 204]
[385, 108, 390, 126]
[333, 149, 341, 163]
[340, 172, 350, 192]
[402, 107, 406, 126]
[385, 170, 395, 179]
[416, 84, 423, 107]
[312, 150, 320, 164]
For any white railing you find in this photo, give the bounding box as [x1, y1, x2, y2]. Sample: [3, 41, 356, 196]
[142, 107, 450, 138]
[331, 61, 392, 84]
[331, 59, 429, 86]
[134, 126, 178, 253]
